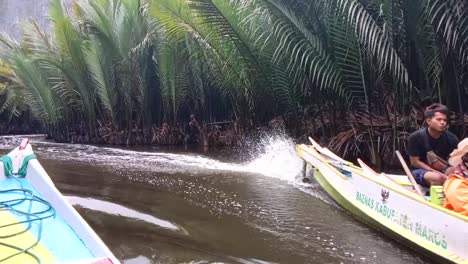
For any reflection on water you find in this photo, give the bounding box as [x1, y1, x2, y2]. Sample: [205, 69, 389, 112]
[123, 255, 152, 264]
[67, 196, 184, 233]
[0, 135, 427, 263]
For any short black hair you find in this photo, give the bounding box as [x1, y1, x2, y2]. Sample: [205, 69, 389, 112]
[424, 103, 448, 119]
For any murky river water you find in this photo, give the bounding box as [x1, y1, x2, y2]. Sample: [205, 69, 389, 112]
[0, 135, 428, 264]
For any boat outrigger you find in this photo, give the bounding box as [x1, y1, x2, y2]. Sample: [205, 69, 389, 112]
[0, 139, 119, 264]
[297, 138, 468, 263]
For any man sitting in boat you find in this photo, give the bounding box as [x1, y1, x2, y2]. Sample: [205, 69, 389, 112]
[444, 138, 468, 216]
[407, 104, 459, 187]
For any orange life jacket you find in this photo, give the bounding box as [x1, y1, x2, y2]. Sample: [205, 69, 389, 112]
[443, 168, 468, 216]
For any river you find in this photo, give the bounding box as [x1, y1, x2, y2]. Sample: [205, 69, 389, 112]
[0, 135, 427, 264]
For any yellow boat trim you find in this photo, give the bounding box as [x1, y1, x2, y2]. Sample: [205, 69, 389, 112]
[393, 179, 412, 187]
[0, 210, 55, 264]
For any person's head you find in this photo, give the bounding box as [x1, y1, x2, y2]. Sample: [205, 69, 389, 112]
[449, 138, 468, 167]
[424, 103, 448, 132]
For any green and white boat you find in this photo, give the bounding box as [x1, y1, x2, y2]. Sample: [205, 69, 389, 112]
[297, 138, 468, 264]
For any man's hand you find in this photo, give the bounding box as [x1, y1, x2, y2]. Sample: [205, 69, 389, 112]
[445, 166, 457, 176]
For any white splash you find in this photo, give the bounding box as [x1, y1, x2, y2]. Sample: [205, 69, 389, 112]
[1, 134, 304, 179]
[243, 135, 304, 181]
[240, 135, 332, 203]
[2, 134, 329, 201]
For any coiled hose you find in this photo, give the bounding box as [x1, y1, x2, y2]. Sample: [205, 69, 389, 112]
[0, 177, 55, 263]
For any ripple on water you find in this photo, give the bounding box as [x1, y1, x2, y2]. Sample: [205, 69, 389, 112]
[67, 196, 186, 233]
[0, 135, 425, 264]
[0, 135, 333, 206]
[122, 255, 152, 264]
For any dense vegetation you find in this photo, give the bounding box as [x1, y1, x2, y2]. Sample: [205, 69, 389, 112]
[0, 0, 467, 167]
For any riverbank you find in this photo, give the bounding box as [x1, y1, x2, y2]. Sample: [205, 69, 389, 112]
[3, 110, 467, 171]
[31, 110, 466, 170]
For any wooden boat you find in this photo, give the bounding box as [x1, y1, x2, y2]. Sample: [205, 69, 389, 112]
[0, 139, 119, 264]
[297, 138, 468, 264]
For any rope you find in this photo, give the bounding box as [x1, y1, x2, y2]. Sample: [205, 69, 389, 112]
[0, 154, 37, 177]
[0, 175, 56, 263]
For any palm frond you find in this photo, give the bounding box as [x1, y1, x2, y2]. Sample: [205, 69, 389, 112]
[335, 0, 413, 91]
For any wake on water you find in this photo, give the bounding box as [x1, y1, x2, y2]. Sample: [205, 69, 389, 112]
[0, 134, 329, 202]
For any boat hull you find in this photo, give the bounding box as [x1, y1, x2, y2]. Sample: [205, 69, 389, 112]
[297, 144, 468, 264]
[313, 167, 450, 263]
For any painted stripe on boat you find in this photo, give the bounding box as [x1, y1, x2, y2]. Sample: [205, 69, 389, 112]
[0, 178, 94, 262]
[0, 210, 55, 264]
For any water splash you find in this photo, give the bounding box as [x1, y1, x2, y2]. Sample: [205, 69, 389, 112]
[0, 134, 304, 179]
[239, 134, 331, 202]
[242, 134, 304, 181]
[0, 134, 328, 201]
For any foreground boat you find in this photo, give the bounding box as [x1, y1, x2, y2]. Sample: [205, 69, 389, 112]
[0, 139, 119, 264]
[297, 139, 468, 263]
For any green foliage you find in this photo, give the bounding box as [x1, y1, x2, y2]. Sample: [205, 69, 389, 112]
[0, 0, 466, 143]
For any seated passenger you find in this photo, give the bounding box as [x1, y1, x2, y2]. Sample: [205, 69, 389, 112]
[443, 138, 468, 216]
[407, 104, 459, 187]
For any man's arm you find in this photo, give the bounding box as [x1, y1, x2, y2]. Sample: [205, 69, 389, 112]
[409, 156, 437, 171]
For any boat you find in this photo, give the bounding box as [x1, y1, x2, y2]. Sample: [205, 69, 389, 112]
[0, 138, 119, 264]
[296, 138, 468, 264]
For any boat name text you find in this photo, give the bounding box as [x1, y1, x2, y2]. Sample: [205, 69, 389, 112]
[355, 191, 447, 250]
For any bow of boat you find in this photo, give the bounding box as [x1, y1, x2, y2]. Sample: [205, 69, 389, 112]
[0, 139, 119, 264]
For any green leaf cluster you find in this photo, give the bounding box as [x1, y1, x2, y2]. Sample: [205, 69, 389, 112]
[0, 0, 466, 141]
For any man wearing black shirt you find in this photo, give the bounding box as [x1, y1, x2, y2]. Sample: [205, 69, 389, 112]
[407, 104, 459, 187]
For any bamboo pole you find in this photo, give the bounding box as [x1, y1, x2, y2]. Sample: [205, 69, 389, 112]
[395, 151, 425, 197]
